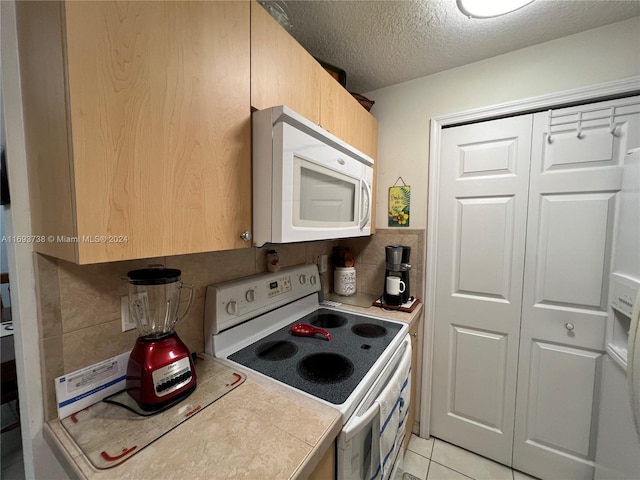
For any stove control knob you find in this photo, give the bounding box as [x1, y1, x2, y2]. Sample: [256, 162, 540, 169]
[310, 275, 317, 286]
[299, 274, 307, 285]
[245, 289, 255, 302]
[226, 301, 238, 315]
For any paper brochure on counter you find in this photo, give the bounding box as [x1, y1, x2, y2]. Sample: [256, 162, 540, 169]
[55, 351, 130, 418]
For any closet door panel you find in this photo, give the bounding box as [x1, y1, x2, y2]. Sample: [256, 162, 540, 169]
[513, 96, 640, 480]
[534, 192, 616, 309]
[525, 342, 602, 457]
[448, 326, 509, 431]
[431, 115, 533, 466]
[455, 196, 516, 300]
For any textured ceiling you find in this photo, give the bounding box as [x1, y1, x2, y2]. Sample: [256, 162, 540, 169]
[283, 0, 640, 94]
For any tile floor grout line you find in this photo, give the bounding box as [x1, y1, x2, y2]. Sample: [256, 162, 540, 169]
[411, 435, 525, 480]
[406, 435, 435, 461]
[407, 447, 430, 461]
[429, 459, 476, 480]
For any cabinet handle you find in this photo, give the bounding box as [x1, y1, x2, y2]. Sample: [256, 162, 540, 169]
[240, 231, 252, 242]
[411, 332, 417, 338]
[565, 323, 575, 331]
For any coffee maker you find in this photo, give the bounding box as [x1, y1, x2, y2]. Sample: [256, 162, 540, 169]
[383, 245, 412, 306]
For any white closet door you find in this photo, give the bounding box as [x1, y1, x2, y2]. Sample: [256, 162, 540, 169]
[513, 97, 640, 479]
[430, 115, 532, 465]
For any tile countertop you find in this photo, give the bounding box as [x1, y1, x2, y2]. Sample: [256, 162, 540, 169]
[45, 359, 342, 480]
[44, 304, 422, 480]
[328, 299, 424, 330]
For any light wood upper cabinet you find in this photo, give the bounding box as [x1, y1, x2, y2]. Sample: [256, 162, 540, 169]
[251, 1, 378, 162]
[16, 1, 251, 264]
[319, 71, 379, 160]
[251, 1, 378, 233]
[250, 1, 322, 124]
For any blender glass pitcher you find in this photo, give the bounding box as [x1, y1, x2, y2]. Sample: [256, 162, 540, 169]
[126, 266, 194, 338]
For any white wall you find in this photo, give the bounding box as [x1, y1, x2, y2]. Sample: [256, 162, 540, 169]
[368, 17, 640, 229]
[2, 1, 69, 478]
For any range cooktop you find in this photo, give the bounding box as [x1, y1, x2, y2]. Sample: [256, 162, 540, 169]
[228, 308, 403, 405]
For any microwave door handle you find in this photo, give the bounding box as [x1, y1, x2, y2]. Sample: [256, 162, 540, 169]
[359, 178, 372, 230]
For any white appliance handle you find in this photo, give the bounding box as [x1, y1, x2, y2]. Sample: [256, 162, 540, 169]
[341, 336, 410, 443]
[628, 289, 640, 439]
[342, 398, 380, 442]
[359, 178, 372, 230]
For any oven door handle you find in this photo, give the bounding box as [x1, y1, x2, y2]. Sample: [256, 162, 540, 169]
[342, 400, 380, 443]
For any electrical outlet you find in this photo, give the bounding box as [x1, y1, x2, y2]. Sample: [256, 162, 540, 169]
[318, 254, 328, 273]
[121, 296, 136, 332]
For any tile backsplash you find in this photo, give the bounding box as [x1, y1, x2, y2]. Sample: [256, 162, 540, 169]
[36, 229, 424, 420]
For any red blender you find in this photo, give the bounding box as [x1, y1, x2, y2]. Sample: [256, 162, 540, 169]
[125, 266, 196, 412]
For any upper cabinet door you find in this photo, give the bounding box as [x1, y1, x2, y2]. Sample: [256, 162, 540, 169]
[320, 71, 379, 160]
[65, 1, 252, 263]
[18, 1, 252, 264]
[250, 1, 322, 124]
[250, 1, 378, 162]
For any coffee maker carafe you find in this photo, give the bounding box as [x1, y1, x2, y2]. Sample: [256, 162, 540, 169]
[383, 245, 411, 306]
[125, 266, 196, 412]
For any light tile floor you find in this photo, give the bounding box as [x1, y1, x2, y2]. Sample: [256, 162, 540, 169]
[402, 435, 539, 480]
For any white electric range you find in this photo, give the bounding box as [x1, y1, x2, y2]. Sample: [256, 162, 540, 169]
[204, 264, 412, 479]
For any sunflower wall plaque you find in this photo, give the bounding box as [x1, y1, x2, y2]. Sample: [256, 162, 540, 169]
[388, 177, 410, 227]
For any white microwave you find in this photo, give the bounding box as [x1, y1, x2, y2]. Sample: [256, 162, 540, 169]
[252, 105, 374, 246]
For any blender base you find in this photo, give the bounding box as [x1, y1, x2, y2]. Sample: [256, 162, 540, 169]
[109, 382, 197, 415]
[126, 333, 197, 412]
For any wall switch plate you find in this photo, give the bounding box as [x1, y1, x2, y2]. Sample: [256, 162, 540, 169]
[318, 254, 328, 273]
[121, 296, 136, 332]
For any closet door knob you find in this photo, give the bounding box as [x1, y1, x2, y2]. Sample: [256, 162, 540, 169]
[565, 323, 575, 331]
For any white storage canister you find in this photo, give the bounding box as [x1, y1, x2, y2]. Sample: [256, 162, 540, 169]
[334, 267, 356, 296]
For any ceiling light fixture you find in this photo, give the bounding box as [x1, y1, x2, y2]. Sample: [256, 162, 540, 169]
[457, 0, 535, 18]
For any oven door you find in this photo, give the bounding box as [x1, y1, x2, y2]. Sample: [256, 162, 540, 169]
[337, 335, 411, 480]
